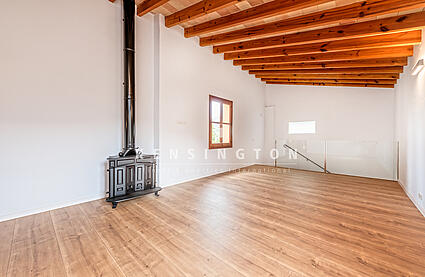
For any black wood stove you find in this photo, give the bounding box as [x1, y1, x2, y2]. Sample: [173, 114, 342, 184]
[107, 154, 160, 208]
[106, 0, 161, 208]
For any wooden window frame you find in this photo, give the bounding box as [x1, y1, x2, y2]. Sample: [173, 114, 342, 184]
[209, 95, 233, 149]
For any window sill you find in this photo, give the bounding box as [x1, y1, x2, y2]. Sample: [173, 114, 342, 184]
[209, 144, 233, 150]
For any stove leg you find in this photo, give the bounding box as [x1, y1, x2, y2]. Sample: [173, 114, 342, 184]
[112, 202, 118, 209]
[155, 191, 159, 197]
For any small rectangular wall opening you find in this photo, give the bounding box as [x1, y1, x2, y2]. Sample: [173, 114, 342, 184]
[288, 121, 316, 135]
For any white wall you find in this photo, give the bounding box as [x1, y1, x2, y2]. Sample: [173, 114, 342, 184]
[395, 28, 425, 216]
[157, 17, 265, 186]
[264, 84, 396, 179]
[265, 85, 395, 141]
[0, 1, 264, 221]
[136, 14, 157, 154]
[0, 0, 126, 221]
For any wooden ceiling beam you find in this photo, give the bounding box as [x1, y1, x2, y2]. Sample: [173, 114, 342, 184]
[241, 58, 408, 70]
[184, 0, 333, 38]
[213, 11, 425, 53]
[249, 67, 404, 75]
[260, 78, 397, 84]
[264, 81, 394, 88]
[224, 31, 421, 60]
[233, 46, 413, 66]
[165, 0, 243, 27]
[200, 0, 425, 46]
[137, 0, 170, 16]
[255, 73, 400, 79]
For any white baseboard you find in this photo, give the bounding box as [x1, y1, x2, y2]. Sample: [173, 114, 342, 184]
[398, 180, 425, 218]
[0, 193, 105, 222]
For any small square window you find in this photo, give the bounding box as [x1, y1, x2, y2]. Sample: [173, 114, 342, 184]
[288, 121, 316, 134]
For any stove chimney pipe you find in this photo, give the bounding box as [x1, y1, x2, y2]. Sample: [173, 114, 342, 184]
[121, 0, 137, 157]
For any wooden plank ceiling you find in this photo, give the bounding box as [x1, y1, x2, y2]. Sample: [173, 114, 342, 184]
[128, 0, 425, 88]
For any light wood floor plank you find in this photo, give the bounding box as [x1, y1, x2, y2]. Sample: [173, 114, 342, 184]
[1, 165, 425, 276]
[163, 185, 388, 275]
[143, 167, 423, 274]
[257, 171, 420, 211]
[136, 196, 325, 277]
[50, 205, 124, 277]
[117, 201, 248, 277]
[223, 172, 425, 237]
[133, 199, 296, 276]
[141, 186, 361, 276]
[221, 171, 425, 243]
[7, 212, 67, 277]
[0, 219, 15, 276]
[234, 171, 421, 214]
[225, 170, 425, 232]
[169, 179, 425, 275]
[80, 200, 186, 276]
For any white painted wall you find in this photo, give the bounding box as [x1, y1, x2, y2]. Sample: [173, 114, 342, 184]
[395, 28, 425, 216]
[0, 1, 264, 221]
[264, 84, 397, 179]
[265, 85, 395, 141]
[0, 0, 126, 221]
[157, 17, 265, 186]
[136, 14, 157, 154]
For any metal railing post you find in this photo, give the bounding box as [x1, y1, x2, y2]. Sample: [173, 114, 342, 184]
[324, 141, 327, 173]
[274, 139, 277, 168]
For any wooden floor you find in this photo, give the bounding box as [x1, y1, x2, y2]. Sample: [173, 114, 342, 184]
[1, 165, 425, 277]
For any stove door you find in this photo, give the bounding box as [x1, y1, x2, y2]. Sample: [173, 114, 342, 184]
[144, 163, 154, 189]
[114, 167, 126, 196]
[135, 164, 144, 191]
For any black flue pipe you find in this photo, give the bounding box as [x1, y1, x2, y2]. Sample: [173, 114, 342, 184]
[121, 0, 137, 157]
